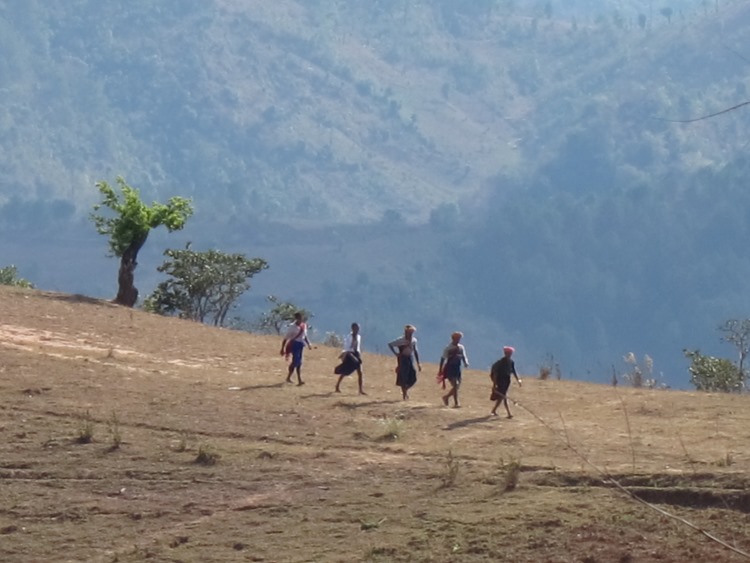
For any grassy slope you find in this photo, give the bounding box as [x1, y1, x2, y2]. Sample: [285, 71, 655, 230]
[1, 285, 750, 562]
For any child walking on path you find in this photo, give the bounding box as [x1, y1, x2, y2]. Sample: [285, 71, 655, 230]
[388, 325, 421, 400]
[334, 322, 365, 395]
[280, 312, 312, 386]
[490, 345, 522, 417]
[438, 331, 469, 408]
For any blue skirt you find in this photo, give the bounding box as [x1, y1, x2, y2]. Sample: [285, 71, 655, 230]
[444, 361, 462, 384]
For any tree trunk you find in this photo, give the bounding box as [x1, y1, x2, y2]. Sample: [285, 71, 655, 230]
[114, 239, 145, 307]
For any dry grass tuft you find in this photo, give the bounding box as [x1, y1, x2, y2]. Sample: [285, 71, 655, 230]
[74, 410, 95, 444]
[376, 416, 404, 442]
[194, 444, 220, 465]
[437, 449, 460, 489]
[106, 410, 122, 451]
[499, 458, 521, 493]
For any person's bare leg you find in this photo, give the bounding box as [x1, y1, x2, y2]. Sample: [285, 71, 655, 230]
[491, 398, 502, 416]
[357, 370, 365, 395]
[286, 364, 294, 383]
[443, 382, 456, 406]
[503, 397, 512, 418]
[335, 375, 344, 392]
[296, 366, 304, 386]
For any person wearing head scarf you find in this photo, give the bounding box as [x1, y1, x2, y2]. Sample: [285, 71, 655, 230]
[388, 324, 421, 400]
[438, 331, 469, 408]
[490, 345, 522, 417]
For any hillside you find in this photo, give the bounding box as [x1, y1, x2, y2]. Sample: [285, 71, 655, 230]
[1, 286, 750, 562]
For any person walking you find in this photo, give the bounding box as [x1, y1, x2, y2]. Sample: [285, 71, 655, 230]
[334, 322, 365, 395]
[438, 331, 469, 408]
[490, 345, 522, 417]
[280, 312, 312, 386]
[388, 325, 421, 400]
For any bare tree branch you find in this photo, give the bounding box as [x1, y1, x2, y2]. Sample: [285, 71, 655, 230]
[658, 100, 750, 123]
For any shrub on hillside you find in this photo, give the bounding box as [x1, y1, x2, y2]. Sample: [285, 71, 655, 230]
[684, 349, 744, 393]
[0, 265, 34, 288]
[252, 295, 313, 335]
[144, 246, 268, 326]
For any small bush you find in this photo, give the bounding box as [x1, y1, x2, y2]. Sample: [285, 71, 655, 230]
[173, 431, 190, 452]
[359, 517, 387, 531]
[195, 444, 220, 465]
[106, 410, 122, 450]
[623, 352, 648, 387]
[364, 546, 398, 561]
[0, 265, 34, 288]
[75, 410, 95, 444]
[539, 354, 561, 380]
[252, 296, 313, 335]
[715, 452, 734, 467]
[684, 349, 744, 393]
[377, 417, 404, 442]
[322, 331, 343, 348]
[438, 449, 460, 489]
[499, 458, 521, 493]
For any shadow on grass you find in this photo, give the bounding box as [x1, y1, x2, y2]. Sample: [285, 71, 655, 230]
[38, 291, 115, 306]
[300, 392, 337, 399]
[444, 416, 493, 431]
[237, 383, 286, 391]
[333, 400, 402, 410]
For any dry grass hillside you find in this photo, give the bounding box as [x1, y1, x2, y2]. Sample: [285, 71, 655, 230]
[1, 286, 750, 562]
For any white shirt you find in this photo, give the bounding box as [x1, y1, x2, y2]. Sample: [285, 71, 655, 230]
[284, 322, 307, 342]
[343, 333, 361, 354]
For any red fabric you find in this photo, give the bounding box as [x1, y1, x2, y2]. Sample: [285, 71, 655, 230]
[285, 323, 305, 359]
[436, 370, 446, 389]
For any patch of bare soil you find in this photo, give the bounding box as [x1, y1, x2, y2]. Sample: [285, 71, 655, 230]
[1, 286, 750, 562]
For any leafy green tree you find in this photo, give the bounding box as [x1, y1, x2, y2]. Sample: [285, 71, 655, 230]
[718, 319, 750, 385]
[90, 177, 193, 307]
[0, 265, 34, 288]
[254, 295, 312, 335]
[144, 246, 268, 326]
[684, 349, 743, 393]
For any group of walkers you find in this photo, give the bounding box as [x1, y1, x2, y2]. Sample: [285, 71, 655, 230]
[280, 314, 522, 418]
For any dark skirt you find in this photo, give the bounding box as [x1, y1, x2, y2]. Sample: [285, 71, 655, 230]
[491, 375, 511, 401]
[334, 351, 361, 376]
[443, 361, 462, 385]
[395, 355, 417, 389]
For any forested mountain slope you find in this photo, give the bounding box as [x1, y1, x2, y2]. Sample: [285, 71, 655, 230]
[1, 0, 748, 224]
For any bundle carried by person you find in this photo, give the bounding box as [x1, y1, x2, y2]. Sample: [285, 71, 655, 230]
[334, 351, 362, 376]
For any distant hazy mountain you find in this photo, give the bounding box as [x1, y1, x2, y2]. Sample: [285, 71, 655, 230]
[1, 0, 747, 224]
